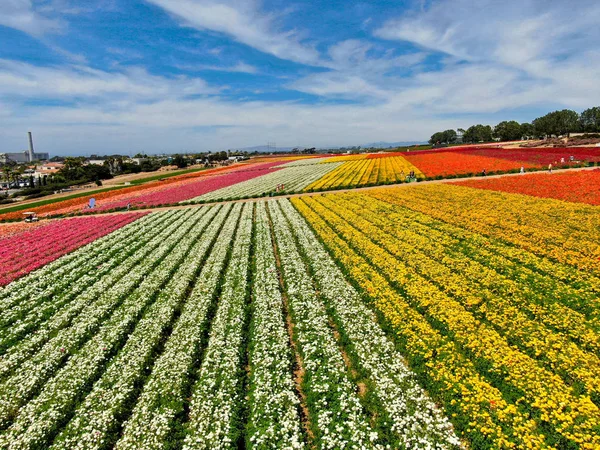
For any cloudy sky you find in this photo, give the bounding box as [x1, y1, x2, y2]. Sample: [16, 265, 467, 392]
[1, 0, 599, 155]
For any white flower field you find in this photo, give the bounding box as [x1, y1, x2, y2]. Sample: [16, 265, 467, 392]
[0, 201, 461, 449]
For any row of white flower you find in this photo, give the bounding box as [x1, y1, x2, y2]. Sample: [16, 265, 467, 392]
[182, 203, 254, 450]
[0, 210, 178, 354]
[0, 210, 162, 313]
[0, 208, 199, 382]
[114, 203, 242, 450]
[245, 202, 305, 448]
[278, 199, 462, 449]
[268, 200, 379, 449]
[186, 163, 342, 203]
[0, 206, 222, 449]
[275, 157, 330, 168]
[48, 204, 234, 450]
[0, 207, 216, 435]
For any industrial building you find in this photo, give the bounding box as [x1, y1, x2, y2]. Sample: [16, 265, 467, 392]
[0, 132, 49, 164]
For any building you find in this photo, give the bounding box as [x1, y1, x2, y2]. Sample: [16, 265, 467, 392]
[0, 151, 50, 164]
[0, 132, 49, 164]
[32, 162, 64, 178]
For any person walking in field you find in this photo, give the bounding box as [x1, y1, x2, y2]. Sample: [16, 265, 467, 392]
[548, 163, 553, 173]
[520, 166, 525, 174]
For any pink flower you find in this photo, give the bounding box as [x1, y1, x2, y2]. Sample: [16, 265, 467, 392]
[0, 212, 146, 286]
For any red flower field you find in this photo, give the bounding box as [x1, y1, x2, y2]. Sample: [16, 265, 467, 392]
[455, 169, 600, 205]
[461, 147, 600, 165]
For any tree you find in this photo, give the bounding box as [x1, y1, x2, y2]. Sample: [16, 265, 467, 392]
[532, 109, 580, 137]
[172, 154, 188, 168]
[463, 124, 493, 143]
[580, 107, 600, 133]
[493, 120, 523, 141]
[520, 123, 534, 139]
[429, 129, 457, 144]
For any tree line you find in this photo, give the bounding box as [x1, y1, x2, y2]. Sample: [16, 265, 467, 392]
[429, 106, 600, 144]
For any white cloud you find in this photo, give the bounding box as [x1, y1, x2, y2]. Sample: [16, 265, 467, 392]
[0, 96, 457, 155]
[3, 0, 600, 155]
[175, 61, 259, 74]
[0, 59, 218, 100]
[289, 72, 390, 100]
[375, 0, 600, 68]
[369, 0, 600, 110]
[289, 39, 426, 100]
[0, 0, 63, 36]
[145, 0, 321, 66]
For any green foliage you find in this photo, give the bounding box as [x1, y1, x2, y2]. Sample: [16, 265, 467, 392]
[493, 121, 523, 141]
[429, 129, 457, 145]
[59, 158, 113, 182]
[463, 124, 493, 143]
[172, 154, 188, 169]
[579, 107, 600, 132]
[532, 109, 580, 137]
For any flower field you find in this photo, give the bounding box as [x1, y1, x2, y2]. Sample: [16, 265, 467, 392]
[306, 156, 424, 190]
[0, 200, 463, 449]
[0, 161, 283, 221]
[0, 213, 145, 286]
[402, 146, 600, 177]
[402, 151, 538, 177]
[293, 184, 600, 449]
[455, 168, 600, 205]
[186, 162, 342, 202]
[1, 160, 600, 448]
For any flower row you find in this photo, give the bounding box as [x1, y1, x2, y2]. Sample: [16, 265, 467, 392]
[182, 204, 254, 449]
[115, 204, 242, 449]
[295, 191, 600, 448]
[0, 206, 221, 448]
[306, 156, 423, 191]
[277, 199, 461, 448]
[50, 204, 233, 450]
[0, 213, 146, 286]
[187, 163, 342, 202]
[455, 168, 600, 206]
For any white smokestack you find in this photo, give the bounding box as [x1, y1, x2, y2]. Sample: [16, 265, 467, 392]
[28, 132, 34, 162]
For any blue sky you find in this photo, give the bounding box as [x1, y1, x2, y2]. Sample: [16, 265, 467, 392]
[1, 0, 599, 155]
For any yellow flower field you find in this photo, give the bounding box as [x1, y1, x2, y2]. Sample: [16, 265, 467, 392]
[306, 155, 423, 190]
[292, 183, 600, 449]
